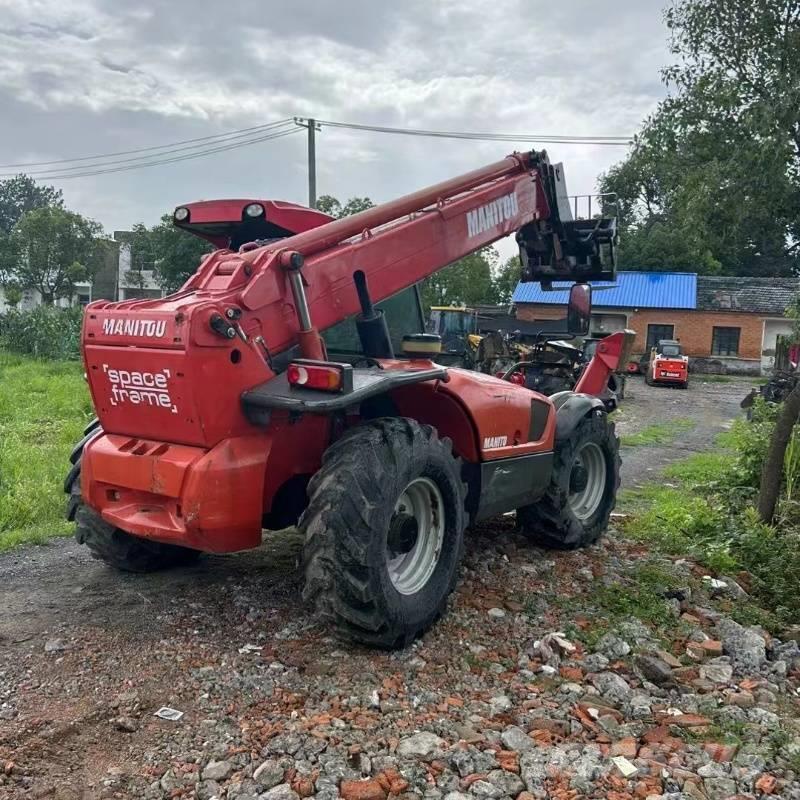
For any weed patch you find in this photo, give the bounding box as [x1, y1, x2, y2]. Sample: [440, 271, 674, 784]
[621, 418, 695, 447]
[620, 401, 800, 629]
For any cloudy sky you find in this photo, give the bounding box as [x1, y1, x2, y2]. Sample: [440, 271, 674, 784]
[0, 0, 671, 256]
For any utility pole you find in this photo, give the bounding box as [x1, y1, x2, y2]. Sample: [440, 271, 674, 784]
[307, 117, 317, 209]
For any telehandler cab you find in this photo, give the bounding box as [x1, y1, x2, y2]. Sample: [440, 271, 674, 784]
[66, 151, 630, 647]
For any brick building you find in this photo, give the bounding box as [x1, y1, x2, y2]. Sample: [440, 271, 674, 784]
[512, 272, 798, 375]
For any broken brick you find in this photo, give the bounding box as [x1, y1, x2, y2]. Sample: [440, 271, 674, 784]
[339, 779, 387, 800]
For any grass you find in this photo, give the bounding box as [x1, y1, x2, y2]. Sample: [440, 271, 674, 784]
[662, 451, 733, 484]
[620, 417, 695, 447]
[0, 351, 92, 551]
[619, 416, 800, 632]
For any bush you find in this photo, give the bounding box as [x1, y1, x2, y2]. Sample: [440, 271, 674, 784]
[0, 306, 83, 360]
[728, 399, 778, 488]
[729, 508, 800, 625]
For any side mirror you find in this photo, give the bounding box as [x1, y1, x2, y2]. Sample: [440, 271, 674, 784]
[567, 283, 592, 335]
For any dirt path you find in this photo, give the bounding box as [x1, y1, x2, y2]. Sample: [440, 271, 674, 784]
[615, 376, 751, 487]
[3, 376, 797, 800]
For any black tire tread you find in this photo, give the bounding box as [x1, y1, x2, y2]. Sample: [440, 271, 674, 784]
[518, 412, 620, 550]
[301, 417, 466, 648]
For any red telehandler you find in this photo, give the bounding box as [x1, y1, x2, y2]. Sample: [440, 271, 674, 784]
[65, 151, 632, 647]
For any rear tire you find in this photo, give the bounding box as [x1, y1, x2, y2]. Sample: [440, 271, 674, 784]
[517, 411, 620, 550]
[301, 417, 467, 648]
[65, 431, 201, 573]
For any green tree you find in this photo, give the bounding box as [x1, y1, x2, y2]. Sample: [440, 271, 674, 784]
[129, 215, 213, 292]
[492, 255, 521, 303]
[421, 247, 498, 308]
[2, 282, 22, 308]
[0, 174, 63, 235]
[3, 207, 105, 304]
[315, 195, 375, 218]
[600, 0, 800, 276]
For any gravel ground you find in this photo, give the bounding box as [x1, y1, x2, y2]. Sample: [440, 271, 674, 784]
[2, 376, 799, 800]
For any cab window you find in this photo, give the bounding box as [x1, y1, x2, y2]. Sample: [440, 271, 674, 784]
[322, 285, 424, 355]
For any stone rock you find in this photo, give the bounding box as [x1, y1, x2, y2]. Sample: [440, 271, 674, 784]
[716, 618, 766, 673]
[468, 780, 502, 798]
[443, 794, 472, 800]
[487, 608, 506, 619]
[259, 784, 300, 800]
[702, 777, 737, 800]
[485, 769, 524, 796]
[397, 732, 445, 758]
[629, 695, 653, 720]
[635, 654, 675, 686]
[489, 694, 512, 715]
[202, 760, 234, 782]
[719, 576, 749, 599]
[160, 769, 182, 792]
[500, 726, 534, 753]
[699, 662, 733, 685]
[596, 633, 631, 659]
[199, 779, 222, 800]
[44, 638, 68, 653]
[253, 760, 284, 790]
[113, 716, 138, 733]
[582, 653, 610, 672]
[448, 749, 475, 778]
[589, 672, 632, 705]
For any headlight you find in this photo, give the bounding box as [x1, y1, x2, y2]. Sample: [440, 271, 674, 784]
[174, 206, 190, 222]
[244, 203, 264, 218]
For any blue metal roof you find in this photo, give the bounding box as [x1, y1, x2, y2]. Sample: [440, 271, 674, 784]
[512, 271, 697, 310]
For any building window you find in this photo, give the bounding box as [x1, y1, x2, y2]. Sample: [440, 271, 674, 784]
[646, 324, 674, 350]
[711, 326, 740, 357]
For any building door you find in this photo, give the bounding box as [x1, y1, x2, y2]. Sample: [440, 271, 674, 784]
[590, 313, 627, 337]
[646, 324, 675, 350]
[762, 319, 793, 373]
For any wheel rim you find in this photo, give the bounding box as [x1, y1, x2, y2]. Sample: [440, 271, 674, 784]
[567, 442, 607, 521]
[387, 477, 445, 595]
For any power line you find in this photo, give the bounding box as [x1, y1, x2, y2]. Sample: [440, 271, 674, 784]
[11, 127, 303, 181]
[0, 115, 632, 183]
[2, 120, 298, 179]
[297, 118, 633, 146]
[0, 118, 293, 169]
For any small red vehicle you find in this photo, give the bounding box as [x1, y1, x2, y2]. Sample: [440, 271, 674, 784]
[646, 339, 689, 389]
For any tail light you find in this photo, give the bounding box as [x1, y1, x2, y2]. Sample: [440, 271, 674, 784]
[287, 360, 354, 393]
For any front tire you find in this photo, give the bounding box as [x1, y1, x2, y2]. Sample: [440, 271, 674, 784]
[301, 417, 467, 648]
[517, 411, 620, 550]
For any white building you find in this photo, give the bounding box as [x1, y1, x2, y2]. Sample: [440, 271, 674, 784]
[0, 232, 165, 313]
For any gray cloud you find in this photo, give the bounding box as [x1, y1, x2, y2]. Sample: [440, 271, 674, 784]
[0, 0, 670, 252]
